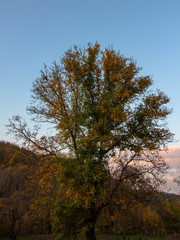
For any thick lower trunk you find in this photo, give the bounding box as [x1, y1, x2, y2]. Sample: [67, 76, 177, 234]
[11, 209, 16, 233]
[84, 201, 107, 240]
[47, 221, 52, 234]
[46, 213, 52, 234]
[85, 226, 96, 240]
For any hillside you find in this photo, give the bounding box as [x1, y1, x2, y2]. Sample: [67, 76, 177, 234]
[0, 141, 180, 236]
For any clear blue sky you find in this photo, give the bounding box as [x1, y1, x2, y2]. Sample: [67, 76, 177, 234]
[0, 0, 180, 146]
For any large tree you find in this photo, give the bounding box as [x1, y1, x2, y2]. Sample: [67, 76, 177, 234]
[8, 43, 173, 240]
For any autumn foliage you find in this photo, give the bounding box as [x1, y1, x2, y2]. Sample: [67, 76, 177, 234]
[6, 43, 174, 240]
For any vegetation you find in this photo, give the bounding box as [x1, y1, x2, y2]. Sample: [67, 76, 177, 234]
[0, 141, 180, 237]
[5, 43, 176, 239]
[0, 235, 173, 240]
[0, 141, 58, 235]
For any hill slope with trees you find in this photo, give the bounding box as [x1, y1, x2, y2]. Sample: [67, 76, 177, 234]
[0, 141, 180, 237]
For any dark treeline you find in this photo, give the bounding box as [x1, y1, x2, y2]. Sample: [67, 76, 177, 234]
[0, 141, 180, 236]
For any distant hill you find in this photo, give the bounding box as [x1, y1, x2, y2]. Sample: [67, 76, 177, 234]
[162, 191, 180, 199]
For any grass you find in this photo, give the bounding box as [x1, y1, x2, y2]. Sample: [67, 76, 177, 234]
[90, 235, 166, 240]
[0, 235, 171, 240]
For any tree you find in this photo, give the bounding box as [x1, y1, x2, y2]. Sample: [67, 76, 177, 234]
[0, 142, 40, 235]
[7, 43, 173, 240]
[28, 156, 60, 234]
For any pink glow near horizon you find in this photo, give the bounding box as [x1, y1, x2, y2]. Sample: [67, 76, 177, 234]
[161, 146, 180, 194]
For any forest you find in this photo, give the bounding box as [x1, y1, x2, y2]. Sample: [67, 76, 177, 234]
[0, 141, 180, 237]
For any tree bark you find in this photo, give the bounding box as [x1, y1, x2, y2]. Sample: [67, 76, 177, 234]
[84, 201, 108, 240]
[46, 212, 52, 234]
[85, 226, 96, 240]
[11, 208, 16, 233]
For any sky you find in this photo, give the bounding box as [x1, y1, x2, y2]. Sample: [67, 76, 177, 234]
[0, 0, 180, 193]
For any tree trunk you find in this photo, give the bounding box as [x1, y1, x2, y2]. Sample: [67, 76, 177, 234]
[46, 212, 52, 234]
[85, 202, 104, 240]
[11, 208, 16, 233]
[85, 225, 96, 240]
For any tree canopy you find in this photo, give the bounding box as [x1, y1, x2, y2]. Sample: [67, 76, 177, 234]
[7, 43, 173, 240]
